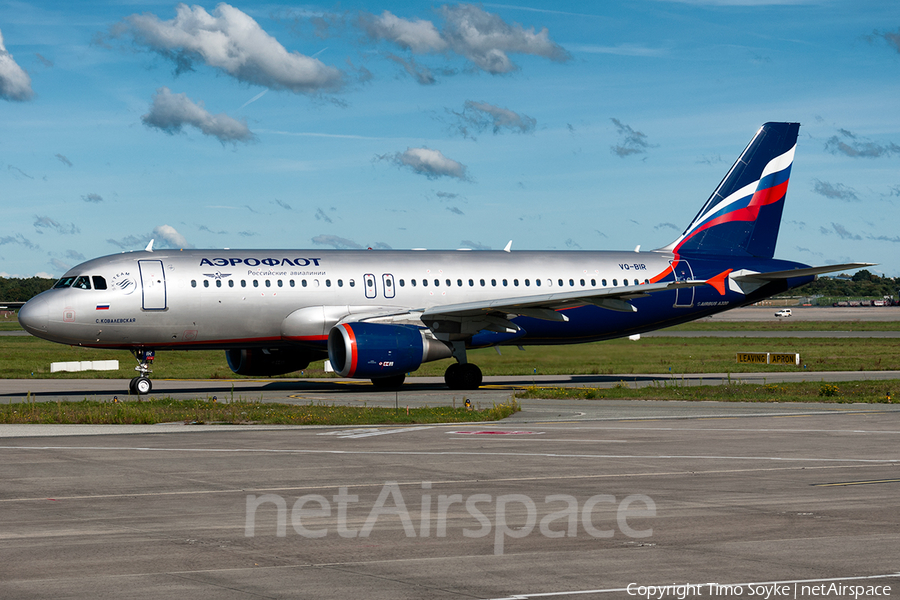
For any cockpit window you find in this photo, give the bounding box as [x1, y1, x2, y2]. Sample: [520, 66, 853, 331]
[54, 276, 76, 289]
[73, 276, 91, 290]
[92, 276, 107, 290]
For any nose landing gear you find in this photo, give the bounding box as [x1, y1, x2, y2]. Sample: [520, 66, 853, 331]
[129, 349, 155, 395]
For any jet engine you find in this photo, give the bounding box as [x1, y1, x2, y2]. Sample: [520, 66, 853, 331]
[327, 322, 452, 379]
[226, 348, 324, 376]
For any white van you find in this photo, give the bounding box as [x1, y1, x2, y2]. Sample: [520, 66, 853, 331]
[774, 308, 792, 317]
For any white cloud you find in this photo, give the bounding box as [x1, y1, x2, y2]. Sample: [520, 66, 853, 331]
[0, 29, 34, 101]
[359, 5, 569, 76]
[121, 3, 343, 94]
[153, 224, 193, 249]
[142, 87, 255, 144]
[448, 101, 536, 138]
[312, 234, 363, 249]
[378, 147, 469, 180]
[440, 4, 569, 74]
[360, 11, 447, 53]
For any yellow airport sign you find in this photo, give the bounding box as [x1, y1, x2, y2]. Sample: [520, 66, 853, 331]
[736, 352, 800, 365]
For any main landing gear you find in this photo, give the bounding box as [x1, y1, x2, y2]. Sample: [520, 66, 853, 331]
[441, 341, 482, 389]
[444, 363, 483, 390]
[129, 349, 155, 395]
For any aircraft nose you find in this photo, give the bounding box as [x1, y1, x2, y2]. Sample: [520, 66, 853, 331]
[18, 295, 49, 335]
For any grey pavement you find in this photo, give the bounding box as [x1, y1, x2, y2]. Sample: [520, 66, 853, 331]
[2, 404, 900, 599]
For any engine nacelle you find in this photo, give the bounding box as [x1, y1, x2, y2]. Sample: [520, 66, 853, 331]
[327, 322, 451, 379]
[226, 348, 322, 376]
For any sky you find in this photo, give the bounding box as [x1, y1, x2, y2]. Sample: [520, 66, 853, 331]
[1, 0, 899, 279]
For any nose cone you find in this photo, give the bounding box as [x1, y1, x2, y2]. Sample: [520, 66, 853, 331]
[18, 294, 49, 336]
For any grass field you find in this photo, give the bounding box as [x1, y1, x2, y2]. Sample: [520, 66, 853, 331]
[0, 397, 520, 425]
[2, 328, 899, 379]
[517, 380, 897, 404]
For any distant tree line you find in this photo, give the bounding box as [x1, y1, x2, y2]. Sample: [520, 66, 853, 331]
[780, 270, 900, 300]
[0, 277, 56, 302]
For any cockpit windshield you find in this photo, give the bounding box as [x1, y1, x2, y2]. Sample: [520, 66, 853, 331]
[53, 275, 107, 290]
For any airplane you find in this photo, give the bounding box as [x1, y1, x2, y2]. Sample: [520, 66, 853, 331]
[18, 122, 870, 395]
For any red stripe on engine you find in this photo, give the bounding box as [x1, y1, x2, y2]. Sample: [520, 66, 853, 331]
[342, 324, 358, 377]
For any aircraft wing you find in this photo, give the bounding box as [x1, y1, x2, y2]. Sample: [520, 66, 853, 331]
[421, 278, 707, 323]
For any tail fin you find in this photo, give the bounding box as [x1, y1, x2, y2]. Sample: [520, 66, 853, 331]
[664, 122, 800, 259]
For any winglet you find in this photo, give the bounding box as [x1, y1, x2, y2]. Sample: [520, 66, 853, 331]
[145, 239, 154, 252]
[706, 269, 733, 296]
[504, 240, 512, 253]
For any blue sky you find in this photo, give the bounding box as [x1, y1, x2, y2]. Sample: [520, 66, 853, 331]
[1, 0, 899, 279]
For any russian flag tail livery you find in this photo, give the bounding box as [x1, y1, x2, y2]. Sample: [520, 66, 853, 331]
[665, 122, 800, 259]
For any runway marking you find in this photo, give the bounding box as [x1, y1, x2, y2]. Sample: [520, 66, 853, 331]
[1, 444, 898, 465]
[0, 462, 889, 504]
[448, 430, 543, 435]
[485, 572, 900, 599]
[316, 426, 435, 438]
[812, 478, 900, 487]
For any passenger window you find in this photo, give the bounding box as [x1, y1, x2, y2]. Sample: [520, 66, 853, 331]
[580, 279, 585, 286]
[290, 280, 295, 287]
[613, 279, 618, 286]
[265, 280, 271, 287]
[397, 279, 403, 287]
[277, 280, 283, 287]
[367, 279, 373, 288]
[602, 279, 607, 286]
[535, 279, 541, 287]
[216, 280, 222, 288]
[634, 279, 639, 286]
[191, 280, 197, 288]
[447, 279, 452, 287]
[302, 280, 308, 287]
[434, 279, 439, 287]
[491, 279, 496, 286]
[503, 279, 508, 287]
[241, 280, 246, 288]
[480, 279, 485, 286]
[569, 279, 574, 287]
[73, 276, 91, 290]
[204, 280, 210, 288]
[514, 279, 519, 286]
[326, 279, 331, 287]
[411, 279, 417, 287]
[591, 279, 596, 286]
[525, 279, 530, 286]
[349, 280, 355, 287]
[339, 279, 344, 287]
[92, 276, 107, 290]
[253, 280, 259, 288]
[228, 280, 234, 287]
[558, 279, 563, 286]
[423, 279, 428, 287]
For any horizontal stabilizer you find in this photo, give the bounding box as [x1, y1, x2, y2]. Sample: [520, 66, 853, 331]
[731, 263, 876, 282]
[727, 263, 875, 296]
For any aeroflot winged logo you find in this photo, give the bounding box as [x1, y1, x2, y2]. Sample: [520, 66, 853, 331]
[674, 145, 794, 257]
[200, 257, 323, 267]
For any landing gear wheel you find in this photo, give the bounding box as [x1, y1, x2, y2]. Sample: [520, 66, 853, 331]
[128, 377, 138, 394]
[134, 376, 152, 395]
[371, 374, 406, 389]
[445, 363, 482, 390]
